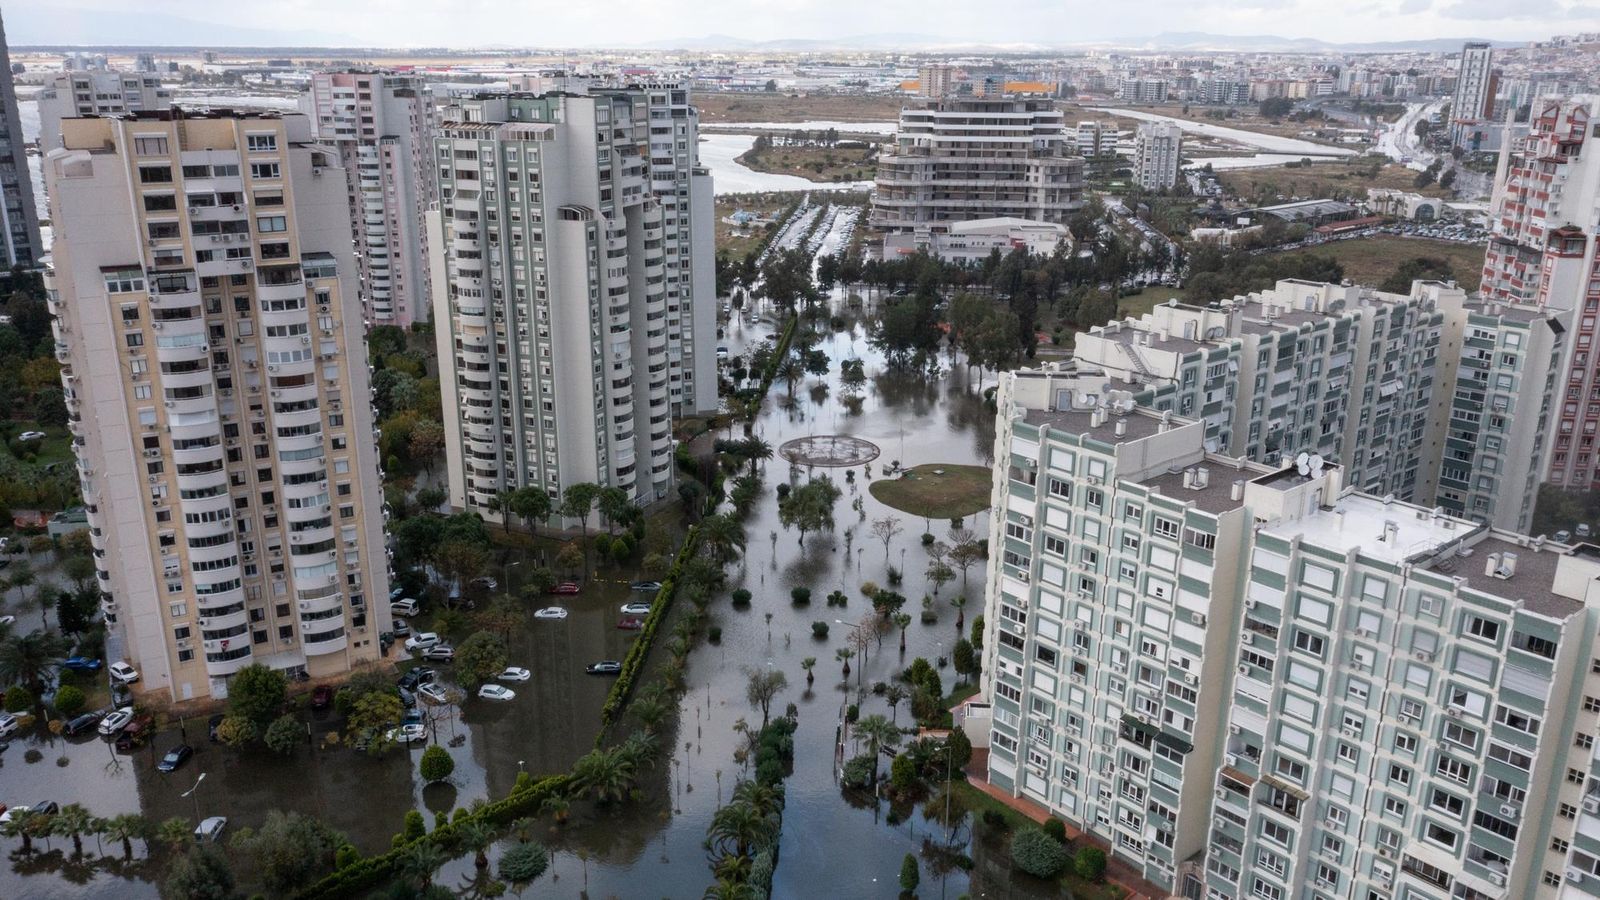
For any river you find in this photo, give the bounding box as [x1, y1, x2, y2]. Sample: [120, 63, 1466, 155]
[1093, 106, 1359, 170]
[699, 133, 876, 196]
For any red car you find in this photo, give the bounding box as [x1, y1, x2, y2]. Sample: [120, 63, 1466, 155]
[310, 685, 334, 710]
[617, 617, 645, 631]
[547, 582, 581, 595]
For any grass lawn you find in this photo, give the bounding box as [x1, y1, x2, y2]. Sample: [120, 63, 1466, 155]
[954, 781, 1122, 900]
[715, 197, 790, 261]
[869, 464, 992, 519]
[738, 144, 877, 184]
[1217, 158, 1453, 204]
[1118, 287, 1186, 320]
[0, 423, 74, 468]
[1278, 236, 1485, 291]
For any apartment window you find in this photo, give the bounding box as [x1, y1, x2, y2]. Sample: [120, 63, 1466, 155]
[104, 267, 146, 293]
[133, 135, 169, 156]
[1383, 796, 1406, 818]
[1435, 755, 1472, 784]
[1293, 630, 1326, 659]
[1424, 823, 1458, 849]
[249, 162, 281, 180]
[256, 215, 287, 233]
[1429, 789, 1464, 816]
[245, 134, 277, 152]
[1463, 613, 1501, 643]
[1260, 820, 1291, 847]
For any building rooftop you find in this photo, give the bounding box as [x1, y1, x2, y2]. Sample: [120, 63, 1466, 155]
[1021, 406, 1167, 444]
[1142, 464, 1254, 515]
[1463, 299, 1545, 324]
[1263, 492, 1472, 566]
[1425, 534, 1583, 619]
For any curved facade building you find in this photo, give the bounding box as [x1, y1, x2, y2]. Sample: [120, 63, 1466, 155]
[44, 110, 390, 703]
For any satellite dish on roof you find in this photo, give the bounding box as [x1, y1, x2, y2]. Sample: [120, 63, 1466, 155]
[1295, 452, 1311, 476]
[1308, 454, 1325, 475]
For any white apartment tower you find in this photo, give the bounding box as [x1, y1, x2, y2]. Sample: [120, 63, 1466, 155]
[978, 365, 1600, 897]
[430, 85, 716, 524]
[1133, 121, 1182, 191]
[871, 96, 1085, 235]
[0, 10, 38, 268]
[36, 70, 172, 151]
[1452, 41, 1498, 148]
[44, 110, 391, 702]
[307, 72, 439, 327]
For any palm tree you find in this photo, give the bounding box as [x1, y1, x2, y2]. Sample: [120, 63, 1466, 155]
[893, 612, 912, 654]
[742, 436, 773, 477]
[699, 514, 747, 565]
[616, 730, 661, 771]
[509, 816, 539, 842]
[704, 880, 759, 900]
[730, 780, 784, 820]
[571, 748, 634, 804]
[400, 841, 448, 890]
[707, 799, 776, 862]
[455, 818, 496, 869]
[854, 714, 902, 785]
[25, 809, 57, 851]
[884, 684, 909, 725]
[949, 595, 967, 631]
[156, 817, 193, 855]
[630, 693, 671, 735]
[800, 656, 816, 686]
[0, 630, 68, 693]
[54, 803, 94, 856]
[101, 813, 147, 861]
[539, 796, 571, 826]
[1, 811, 34, 854]
[835, 646, 853, 678]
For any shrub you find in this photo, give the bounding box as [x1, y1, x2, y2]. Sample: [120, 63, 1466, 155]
[708, 626, 722, 643]
[890, 753, 918, 793]
[886, 566, 903, 585]
[900, 853, 920, 892]
[811, 621, 830, 639]
[1011, 828, 1070, 878]
[1042, 817, 1066, 843]
[981, 809, 1008, 831]
[920, 532, 934, 545]
[4, 685, 33, 712]
[845, 703, 859, 723]
[841, 754, 875, 788]
[52, 684, 85, 717]
[420, 745, 455, 783]
[791, 587, 811, 605]
[826, 590, 848, 606]
[731, 588, 752, 606]
[920, 610, 938, 624]
[1073, 847, 1107, 882]
[776, 483, 791, 500]
[859, 580, 880, 598]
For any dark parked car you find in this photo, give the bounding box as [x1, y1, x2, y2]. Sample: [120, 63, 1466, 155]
[156, 744, 193, 773]
[59, 657, 102, 673]
[207, 714, 225, 743]
[398, 667, 437, 691]
[62, 711, 104, 736]
[310, 685, 334, 710]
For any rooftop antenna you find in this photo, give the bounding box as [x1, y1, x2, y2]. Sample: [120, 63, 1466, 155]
[1295, 452, 1311, 476]
[1308, 454, 1325, 476]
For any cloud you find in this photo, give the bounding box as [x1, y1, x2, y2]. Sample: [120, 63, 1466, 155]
[1440, 0, 1562, 19]
[1397, 0, 1432, 12]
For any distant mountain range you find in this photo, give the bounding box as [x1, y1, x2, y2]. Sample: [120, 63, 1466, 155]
[638, 31, 1520, 53]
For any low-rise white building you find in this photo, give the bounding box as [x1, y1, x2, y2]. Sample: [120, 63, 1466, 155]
[882, 217, 1071, 262]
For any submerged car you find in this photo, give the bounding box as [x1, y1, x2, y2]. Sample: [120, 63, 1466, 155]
[546, 582, 581, 595]
[533, 607, 569, 620]
[619, 602, 652, 616]
[629, 581, 663, 593]
[477, 684, 516, 701]
[156, 744, 193, 773]
[586, 660, 622, 675]
[498, 667, 531, 682]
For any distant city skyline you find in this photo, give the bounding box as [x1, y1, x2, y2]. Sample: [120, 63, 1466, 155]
[6, 0, 1593, 50]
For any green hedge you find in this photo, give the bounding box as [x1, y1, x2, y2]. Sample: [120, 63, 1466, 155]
[293, 774, 571, 899]
[755, 315, 799, 398]
[596, 524, 701, 740]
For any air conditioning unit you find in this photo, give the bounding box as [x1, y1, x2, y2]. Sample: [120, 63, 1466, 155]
[1414, 650, 1434, 662]
[148, 474, 159, 483]
[1499, 803, 1520, 819]
[1568, 867, 1586, 884]
[1378, 847, 1393, 859]
[1215, 787, 1228, 800]
[1228, 724, 1241, 734]
[1342, 725, 1359, 737]
[152, 321, 164, 330]
[1190, 612, 1206, 626]
[1213, 817, 1227, 831]
[1241, 633, 1254, 646]
[1354, 628, 1373, 639]
[1237, 664, 1249, 675]
[1183, 673, 1198, 686]
[301, 336, 311, 345]
[1244, 599, 1257, 610]
[1446, 707, 1462, 718]
[1583, 795, 1600, 814]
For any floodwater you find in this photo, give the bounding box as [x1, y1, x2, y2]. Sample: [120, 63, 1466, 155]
[703, 120, 898, 136]
[1095, 106, 1358, 170]
[2, 203, 1056, 899]
[700, 133, 876, 195]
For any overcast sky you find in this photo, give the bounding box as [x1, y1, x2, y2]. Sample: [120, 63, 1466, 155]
[6, 0, 1592, 47]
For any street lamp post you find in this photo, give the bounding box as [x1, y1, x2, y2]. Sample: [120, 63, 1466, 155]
[835, 619, 864, 690]
[182, 772, 207, 822]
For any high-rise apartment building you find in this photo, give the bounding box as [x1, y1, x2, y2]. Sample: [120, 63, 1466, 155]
[430, 83, 716, 524]
[1452, 41, 1498, 147]
[1133, 121, 1182, 191]
[919, 63, 955, 100]
[1482, 97, 1600, 493]
[871, 97, 1085, 235]
[977, 363, 1600, 897]
[1076, 121, 1108, 158]
[1119, 77, 1170, 104]
[1071, 279, 1447, 504]
[43, 110, 391, 702]
[36, 70, 172, 151]
[0, 10, 40, 268]
[307, 72, 439, 327]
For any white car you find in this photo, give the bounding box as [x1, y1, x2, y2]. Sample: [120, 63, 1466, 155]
[498, 667, 531, 682]
[108, 661, 140, 684]
[194, 817, 227, 843]
[477, 684, 516, 701]
[385, 722, 426, 743]
[98, 706, 135, 735]
[404, 632, 440, 653]
[619, 602, 652, 616]
[389, 598, 420, 617]
[416, 683, 451, 704]
[0, 712, 17, 738]
[533, 607, 568, 620]
[0, 615, 13, 628]
[17, 431, 44, 441]
[0, 804, 31, 824]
